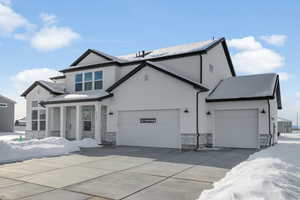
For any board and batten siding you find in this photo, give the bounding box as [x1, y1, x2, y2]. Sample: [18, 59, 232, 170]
[0, 96, 14, 132]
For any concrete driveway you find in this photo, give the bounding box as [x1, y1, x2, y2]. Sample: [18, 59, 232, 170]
[0, 146, 255, 200]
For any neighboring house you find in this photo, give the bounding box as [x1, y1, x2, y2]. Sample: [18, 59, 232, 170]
[21, 38, 282, 149]
[15, 117, 26, 126]
[0, 94, 15, 133]
[278, 117, 292, 133]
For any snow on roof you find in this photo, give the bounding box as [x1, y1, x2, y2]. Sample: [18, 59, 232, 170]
[38, 80, 66, 94]
[117, 39, 219, 62]
[44, 91, 112, 103]
[0, 94, 16, 103]
[207, 73, 278, 101]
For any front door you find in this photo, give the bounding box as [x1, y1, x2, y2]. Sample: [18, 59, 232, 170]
[66, 107, 76, 140]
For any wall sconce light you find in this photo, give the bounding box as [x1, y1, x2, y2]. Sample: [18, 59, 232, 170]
[206, 111, 211, 115]
[184, 108, 189, 113]
[261, 109, 266, 114]
[108, 111, 114, 115]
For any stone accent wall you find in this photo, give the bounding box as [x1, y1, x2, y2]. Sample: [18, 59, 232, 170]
[102, 132, 116, 144]
[25, 131, 46, 139]
[260, 134, 271, 148]
[181, 133, 213, 149]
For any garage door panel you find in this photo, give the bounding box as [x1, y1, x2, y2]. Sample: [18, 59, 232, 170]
[215, 109, 258, 148]
[118, 109, 180, 148]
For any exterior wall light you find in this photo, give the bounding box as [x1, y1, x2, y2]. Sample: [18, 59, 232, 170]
[184, 108, 189, 113]
[206, 111, 211, 115]
[108, 111, 114, 115]
[261, 109, 266, 114]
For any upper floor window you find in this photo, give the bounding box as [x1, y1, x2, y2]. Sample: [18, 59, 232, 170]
[84, 72, 93, 91]
[75, 74, 83, 91]
[209, 64, 214, 73]
[94, 71, 103, 90]
[75, 71, 103, 92]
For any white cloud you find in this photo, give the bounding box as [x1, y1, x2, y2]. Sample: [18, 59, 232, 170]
[0, 3, 33, 36]
[228, 36, 262, 50]
[278, 72, 290, 81]
[10, 68, 61, 93]
[261, 35, 287, 46]
[40, 12, 57, 25]
[296, 92, 300, 98]
[31, 26, 79, 51]
[229, 36, 285, 74]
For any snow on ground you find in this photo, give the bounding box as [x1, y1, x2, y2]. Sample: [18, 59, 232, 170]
[198, 133, 300, 200]
[0, 136, 99, 164]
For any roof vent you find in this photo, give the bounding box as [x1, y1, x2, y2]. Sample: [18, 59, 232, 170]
[135, 50, 151, 58]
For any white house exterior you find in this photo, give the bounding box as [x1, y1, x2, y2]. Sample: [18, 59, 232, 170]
[21, 38, 282, 149]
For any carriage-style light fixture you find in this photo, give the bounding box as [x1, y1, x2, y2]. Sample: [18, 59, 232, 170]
[206, 111, 211, 115]
[184, 108, 189, 113]
[261, 109, 266, 114]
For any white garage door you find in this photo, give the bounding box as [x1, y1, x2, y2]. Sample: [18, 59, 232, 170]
[215, 109, 258, 148]
[118, 109, 180, 148]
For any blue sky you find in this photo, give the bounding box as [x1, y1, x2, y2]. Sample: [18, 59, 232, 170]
[0, 0, 299, 122]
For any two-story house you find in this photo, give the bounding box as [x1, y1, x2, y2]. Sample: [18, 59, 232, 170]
[21, 38, 282, 149]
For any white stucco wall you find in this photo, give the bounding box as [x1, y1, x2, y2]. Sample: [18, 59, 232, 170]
[107, 66, 204, 135]
[202, 43, 233, 88]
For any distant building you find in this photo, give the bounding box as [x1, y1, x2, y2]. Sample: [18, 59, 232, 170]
[278, 117, 292, 133]
[0, 94, 15, 133]
[15, 117, 26, 126]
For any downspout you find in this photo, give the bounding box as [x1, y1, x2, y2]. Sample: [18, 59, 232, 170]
[195, 54, 203, 150]
[267, 99, 272, 146]
[195, 91, 201, 150]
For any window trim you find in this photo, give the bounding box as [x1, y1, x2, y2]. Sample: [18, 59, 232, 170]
[31, 101, 46, 131]
[75, 71, 103, 92]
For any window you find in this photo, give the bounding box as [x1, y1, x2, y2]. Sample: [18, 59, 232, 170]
[32, 110, 38, 131]
[94, 71, 103, 90]
[39, 109, 46, 131]
[32, 101, 38, 108]
[209, 64, 214, 73]
[82, 106, 92, 131]
[84, 72, 93, 91]
[0, 103, 8, 108]
[75, 74, 83, 91]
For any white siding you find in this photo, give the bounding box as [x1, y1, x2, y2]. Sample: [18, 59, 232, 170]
[107, 66, 206, 135]
[25, 85, 53, 131]
[75, 52, 109, 66]
[202, 43, 233, 88]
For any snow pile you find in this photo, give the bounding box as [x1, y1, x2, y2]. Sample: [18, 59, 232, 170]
[198, 134, 300, 200]
[0, 137, 99, 163]
[71, 138, 99, 148]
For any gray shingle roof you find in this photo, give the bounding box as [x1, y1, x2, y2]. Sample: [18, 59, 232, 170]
[38, 80, 66, 94]
[206, 73, 278, 101]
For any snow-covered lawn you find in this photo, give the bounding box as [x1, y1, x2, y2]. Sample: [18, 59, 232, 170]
[0, 136, 99, 164]
[198, 133, 300, 200]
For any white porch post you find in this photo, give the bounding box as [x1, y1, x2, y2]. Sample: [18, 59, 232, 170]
[94, 103, 102, 144]
[75, 105, 81, 140]
[45, 106, 50, 137]
[60, 106, 66, 138]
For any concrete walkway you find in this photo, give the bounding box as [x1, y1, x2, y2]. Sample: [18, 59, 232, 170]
[0, 146, 255, 200]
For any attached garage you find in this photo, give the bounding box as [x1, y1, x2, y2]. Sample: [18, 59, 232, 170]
[214, 109, 259, 148]
[117, 109, 180, 148]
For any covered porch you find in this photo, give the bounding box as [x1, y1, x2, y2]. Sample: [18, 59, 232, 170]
[45, 102, 107, 144]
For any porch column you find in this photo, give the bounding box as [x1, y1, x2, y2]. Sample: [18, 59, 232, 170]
[75, 105, 81, 140]
[60, 106, 66, 138]
[94, 103, 102, 144]
[45, 106, 50, 137]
